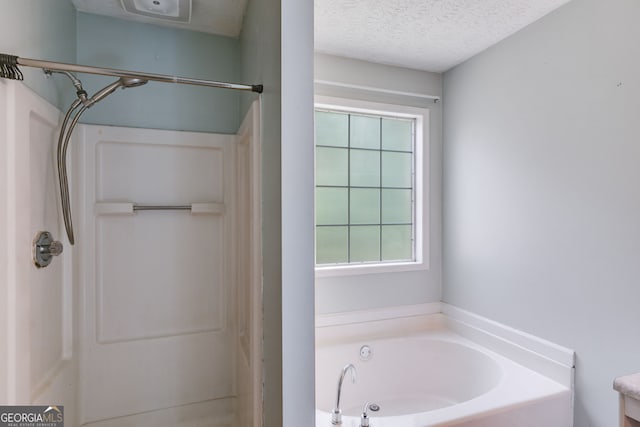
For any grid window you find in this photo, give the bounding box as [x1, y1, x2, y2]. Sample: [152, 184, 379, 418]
[315, 109, 415, 266]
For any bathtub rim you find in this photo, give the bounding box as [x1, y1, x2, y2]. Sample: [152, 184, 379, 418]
[315, 328, 571, 426]
[315, 332, 508, 416]
[316, 302, 575, 389]
[315, 303, 575, 427]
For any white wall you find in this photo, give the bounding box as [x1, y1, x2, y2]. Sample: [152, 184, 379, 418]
[0, 1, 76, 109]
[315, 53, 443, 314]
[443, 0, 640, 425]
[240, 0, 316, 425]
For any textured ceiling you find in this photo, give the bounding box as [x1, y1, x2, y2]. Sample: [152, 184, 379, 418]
[315, 0, 572, 72]
[72, 0, 571, 71]
[71, 0, 247, 38]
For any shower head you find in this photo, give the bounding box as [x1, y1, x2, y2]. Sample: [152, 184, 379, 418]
[86, 77, 148, 107]
[56, 75, 148, 245]
[121, 77, 148, 88]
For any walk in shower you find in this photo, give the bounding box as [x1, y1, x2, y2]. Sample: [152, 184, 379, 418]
[1, 50, 263, 427]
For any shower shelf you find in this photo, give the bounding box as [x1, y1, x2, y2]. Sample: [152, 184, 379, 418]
[94, 202, 224, 215]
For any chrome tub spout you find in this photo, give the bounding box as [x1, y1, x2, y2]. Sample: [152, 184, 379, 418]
[331, 363, 357, 425]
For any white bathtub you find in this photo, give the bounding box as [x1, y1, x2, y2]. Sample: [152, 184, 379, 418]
[315, 318, 572, 427]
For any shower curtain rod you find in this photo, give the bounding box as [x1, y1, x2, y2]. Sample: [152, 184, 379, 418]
[2, 54, 263, 93]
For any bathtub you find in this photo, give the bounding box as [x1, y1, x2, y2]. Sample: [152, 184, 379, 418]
[315, 312, 573, 427]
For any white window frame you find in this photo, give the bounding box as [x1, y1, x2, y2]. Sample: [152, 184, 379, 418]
[314, 95, 430, 277]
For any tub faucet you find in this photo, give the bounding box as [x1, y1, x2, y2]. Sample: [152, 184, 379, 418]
[331, 363, 357, 425]
[360, 401, 372, 427]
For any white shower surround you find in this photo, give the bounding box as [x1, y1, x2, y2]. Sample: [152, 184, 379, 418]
[315, 0, 572, 72]
[315, 303, 575, 426]
[70, 104, 262, 427]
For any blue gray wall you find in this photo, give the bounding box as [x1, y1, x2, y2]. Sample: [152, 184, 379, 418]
[0, 1, 76, 108]
[0, 3, 242, 134]
[76, 13, 241, 133]
[241, 0, 315, 425]
[280, 0, 315, 423]
[239, 0, 284, 425]
[443, 0, 640, 425]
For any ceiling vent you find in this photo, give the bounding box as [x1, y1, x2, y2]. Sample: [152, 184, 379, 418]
[120, 0, 191, 23]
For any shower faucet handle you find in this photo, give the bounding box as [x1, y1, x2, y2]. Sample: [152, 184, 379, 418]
[33, 231, 63, 268]
[47, 240, 64, 256]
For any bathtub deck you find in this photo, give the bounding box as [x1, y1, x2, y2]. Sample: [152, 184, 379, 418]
[316, 314, 573, 427]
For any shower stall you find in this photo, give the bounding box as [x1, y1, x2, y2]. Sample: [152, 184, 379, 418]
[1, 57, 263, 427]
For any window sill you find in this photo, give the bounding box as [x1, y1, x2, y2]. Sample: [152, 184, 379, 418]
[315, 260, 428, 278]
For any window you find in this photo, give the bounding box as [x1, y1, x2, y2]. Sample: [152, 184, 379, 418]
[314, 97, 428, 274]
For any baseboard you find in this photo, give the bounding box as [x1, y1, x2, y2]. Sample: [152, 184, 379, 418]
[315, 302, 441, 327]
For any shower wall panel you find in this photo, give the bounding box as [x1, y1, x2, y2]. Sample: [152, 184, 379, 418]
[75, 125, 237, 427]
[1, 80, 77, 424]
[0, 78, 8, 404]
[234, 101, 263, 427]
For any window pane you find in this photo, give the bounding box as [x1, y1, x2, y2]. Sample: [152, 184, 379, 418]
[382, 189, 412, 224]
[382, 151, 412, 188]
[316, 188, 348, 225]
[350, 188, 380, 225]
[382, 118, 413, 152]
[382, 225, 412, 261]
[314, 107, 418, 268]
[350, 115, 380, 149]
[316, 147, 348, 186]
[316, 111, 348, 147]
[316, 226, 348, 264]
[350, 149, 380, 187]
[350, 226, 380, 262]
